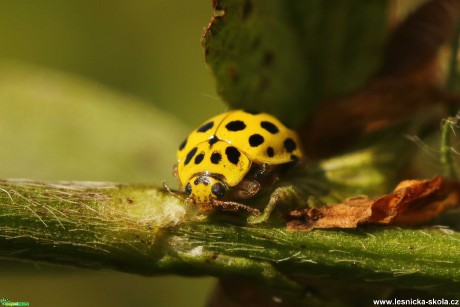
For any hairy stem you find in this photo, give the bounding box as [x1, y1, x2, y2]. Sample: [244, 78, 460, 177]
[0, 179, 459, 295]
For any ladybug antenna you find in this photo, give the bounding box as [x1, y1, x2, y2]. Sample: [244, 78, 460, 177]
[162, 181, 187, 202]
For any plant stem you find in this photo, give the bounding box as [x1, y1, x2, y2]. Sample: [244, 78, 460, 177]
[440, 116, 459, 179]
[0, 179, 459, 295]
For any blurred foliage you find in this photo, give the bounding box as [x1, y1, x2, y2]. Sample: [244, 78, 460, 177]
[0, 63, 187, 184]
[0, 0, 223, 126]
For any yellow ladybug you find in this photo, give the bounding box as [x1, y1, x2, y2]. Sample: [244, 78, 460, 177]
[174, 109, 304, 218]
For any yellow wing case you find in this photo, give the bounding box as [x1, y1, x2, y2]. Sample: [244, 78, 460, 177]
[177, 140, 251, 187]
[215, 110, 303, 164]
[177, 110, 304, 186]
[177, 112, 229, 163]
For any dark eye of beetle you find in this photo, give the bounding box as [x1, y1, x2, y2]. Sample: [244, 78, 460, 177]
[211, 182, 225, 199]
[185, 183, 192, 195]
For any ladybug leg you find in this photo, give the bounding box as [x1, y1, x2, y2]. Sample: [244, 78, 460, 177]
[247, 185, 302, 224]
[250, 163, 274, 179]
[227, 179, 261, 199]
[210, 199, 261, 216]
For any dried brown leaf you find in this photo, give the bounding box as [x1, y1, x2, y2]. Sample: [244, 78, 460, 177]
[287, 177, 460, 231]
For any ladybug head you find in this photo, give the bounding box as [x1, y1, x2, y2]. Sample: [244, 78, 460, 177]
[184, 175, 227, 204]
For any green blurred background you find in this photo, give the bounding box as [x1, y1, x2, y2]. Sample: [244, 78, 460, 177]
[0, 1, 223, 306]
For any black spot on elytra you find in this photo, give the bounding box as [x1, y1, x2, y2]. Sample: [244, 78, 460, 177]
[208, 135, 219, 146]
[179, 137, 187, 150]
[225, 120, 246, 131]
[211, 152, 222, 164]
[197, 121, 214, 133]
[249, 134, 264, 147]
[284, 138, 297, 153]
[194, 153, 204, 165]
[266, 147, 275, 157]
[290, 154, 300, 162]
[225, 146, 241, 165]
[242, 0, 253, 20]
[260, 121, 279, 134]
[243, 109, 260, 115]
[184, 147, 198, 165]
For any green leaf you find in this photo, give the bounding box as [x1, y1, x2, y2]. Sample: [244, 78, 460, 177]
[203, 0, 389, 126]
